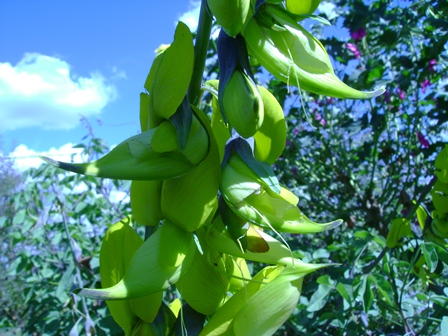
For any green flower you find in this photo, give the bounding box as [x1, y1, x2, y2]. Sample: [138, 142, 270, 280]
[244, 4, 385, 99]
[220, 139, 342, 234]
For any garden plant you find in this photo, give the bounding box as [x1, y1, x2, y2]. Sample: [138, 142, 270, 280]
[1, 0, 448, 335]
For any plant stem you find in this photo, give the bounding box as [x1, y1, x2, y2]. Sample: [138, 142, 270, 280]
[188, 0, 213, 106]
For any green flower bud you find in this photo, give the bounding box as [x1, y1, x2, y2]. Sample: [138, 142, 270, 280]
[218, 31, 264, 138]
[244, 5, 385, 99]
[207, 0, 250, 37]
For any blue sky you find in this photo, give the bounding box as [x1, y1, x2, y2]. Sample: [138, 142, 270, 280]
[0, 0, 201, 167]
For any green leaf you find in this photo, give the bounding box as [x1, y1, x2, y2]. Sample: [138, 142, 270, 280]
[441, 316, 448, 336]
[306, 283, 333, 312]
[372, 274, 393, 306]
[386, 218, 411, 248]
[336, 282, 352, 306]
[416, 205, 428, 230]
[363, 276, 374, 312]
[435, 145, 448, 183]
[421, 243, 439, 273]
[431, 180, 448, 214]
[56, 263, 75, 303]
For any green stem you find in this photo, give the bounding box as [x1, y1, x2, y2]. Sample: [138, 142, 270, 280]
[188, 0, 213, 105]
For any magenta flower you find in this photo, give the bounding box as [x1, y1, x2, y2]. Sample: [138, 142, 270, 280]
[315, 112, 327, 126]
[416, 132, 430, 148]
[398, 88, 405, 100]
[350, 27, 366, 41]
[429, 59, 437, 72]
[346, 43, 361, 59]
[421, 79, 430, 93]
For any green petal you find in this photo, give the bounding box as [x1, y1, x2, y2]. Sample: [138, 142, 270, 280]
[207, 215, 331, 270]
[99, 217, 163, 326]
[238, 187, 343, 234]
[130, 180, 163, 226]
[207, 0, 250, 37]
[198, 266, 283, 335]
[161, 106, 221, 232]
[254, 86, 287, 164]
[76, 220, 194, 300]
[175, 245, 229, 315]
[233, 275, 301, 335]
[152, 22, 194, 120]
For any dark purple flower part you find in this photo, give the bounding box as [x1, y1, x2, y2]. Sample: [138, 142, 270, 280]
[293, 127, 299, 136]
[350, 27, 366, 41]
[346, 43, 361, 59]
[421, 79, 430, 93]
[384, 90, 391, 103]
[429, 59, 437, 72]
[291, 166, 297, 176]
[416, 131, 430, 148]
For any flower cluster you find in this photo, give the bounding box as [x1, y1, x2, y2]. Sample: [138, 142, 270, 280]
[42, 0, 386, 334]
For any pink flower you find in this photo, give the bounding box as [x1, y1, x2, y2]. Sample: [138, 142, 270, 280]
[346, 43, 361, 59]
[416, 132, 429, 148]
[398, 88, 405, 100]
[421, 79, 430, 93]
[315, 113, 327, 126]
[429, 59, 437, 72]
[350, 27, 366, 41]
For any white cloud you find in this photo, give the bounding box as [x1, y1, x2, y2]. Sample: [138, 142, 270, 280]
[9, 143, 84, 172]
[178, 0, 201, 32]
[0, 53, 117, 132]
